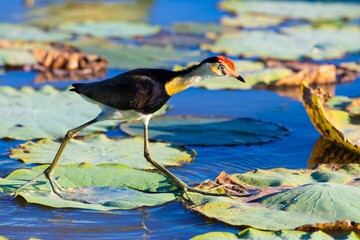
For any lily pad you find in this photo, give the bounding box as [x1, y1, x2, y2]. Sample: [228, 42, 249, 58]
[0, 49, 37, 66]
[219, 0, 360, 22]
[192, 228, 359, 240]
[10, 134, 193, 170]
[189, 164, 360, 230]
[171, 23, 234, 35]
[301, 83, 360, 154]
[60, 21, 161, 39]
[28, 1, 152, 28]
[72, 38, 201, 69]
[0, 85, 168, 140]
[0, 163, 176, 210]
[221, 13, 284, 28]
[0, 23, 71, 42]
[202, 26, 360, 60]
[121, 116, 289, 146]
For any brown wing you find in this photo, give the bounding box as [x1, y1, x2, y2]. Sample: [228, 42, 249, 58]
[70, 69, 174, 114]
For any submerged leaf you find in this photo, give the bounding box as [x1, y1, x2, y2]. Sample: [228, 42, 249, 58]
[10, 134, 193, 169]
[301, 83, 360, 154]
[0, 163, 176, 210]
[60, 21, 161, 39]
[72, 38, 201, 69]
[0, 23, 71, 42]
[121, 116, 289, 146]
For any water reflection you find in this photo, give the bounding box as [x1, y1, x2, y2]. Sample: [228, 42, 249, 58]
[308, 137, 360, 168]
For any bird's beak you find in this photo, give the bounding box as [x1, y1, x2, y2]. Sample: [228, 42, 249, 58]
[236, 74, 245, 83]
[228, 70, 245, 83]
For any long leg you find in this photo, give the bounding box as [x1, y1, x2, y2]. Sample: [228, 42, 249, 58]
[14, 118, 99, 195]
[142, 116, 240, 197]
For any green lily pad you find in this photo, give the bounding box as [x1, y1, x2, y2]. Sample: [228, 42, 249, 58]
[28, 1, 152, 28]
[192, 229, 359, 240]
[221, 13, 284, 28]
[189, 164, 360, 230]
[0, 163, 176, 210]
[260, 183, 360, 220]
[171, 23, 234, 35]
[0, 49, 37, 66]
[0, 23, 71, 42]
[60, 21, 161, 39]
[72, 38, 201, 69]
[220, 0, 360, 22]
[188, 193, 327, 230]
[202, 26, 360, 60]
[191, 231, 238, 240]
[10, 134, 193, 169]
[230, 164, 360, 188]
[121, 116, 289, 146]
[0, 85, 168, 140]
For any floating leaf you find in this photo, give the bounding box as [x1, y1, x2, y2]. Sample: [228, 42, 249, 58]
[0, 86, 116, 140]
[192, 228, 359, 240]
[0, 163, 176, 210]
[0, 86, 168, 140]
[189, 164, 360, 230]
[220, 0, 360, 22]
[72, 38, 201, 69]
[221, 13, 284, 28]
[171, 23, 234, 35]
[191, 231, 238, 240]
[10, 134, 193, 169]
[0, 23, 71, 42]
[202, 26, 360, 60]
[60, 21, 161, 39]
[28, 1, 152, 28]
[121, 116, 289, 146]
[0, 49, 37, 66]
[301, 83, 360, 154]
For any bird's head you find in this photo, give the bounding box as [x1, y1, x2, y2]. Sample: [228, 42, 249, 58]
[200, 56, 245, 82]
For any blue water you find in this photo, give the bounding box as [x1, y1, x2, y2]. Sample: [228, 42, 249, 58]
[0, 1, 359, 239]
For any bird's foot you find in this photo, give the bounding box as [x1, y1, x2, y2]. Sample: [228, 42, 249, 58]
[12, 169, 90, 204]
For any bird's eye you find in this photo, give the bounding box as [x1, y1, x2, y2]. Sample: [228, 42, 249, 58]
[218, 65, 225, 71]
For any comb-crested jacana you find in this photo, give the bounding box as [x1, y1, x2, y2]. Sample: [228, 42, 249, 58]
[15, 56, 245, 197]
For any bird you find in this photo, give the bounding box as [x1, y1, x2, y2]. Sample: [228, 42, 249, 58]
[15, 56, 245, 198]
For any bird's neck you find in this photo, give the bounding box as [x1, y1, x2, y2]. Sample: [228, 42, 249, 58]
[165, 64, 213, 96]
